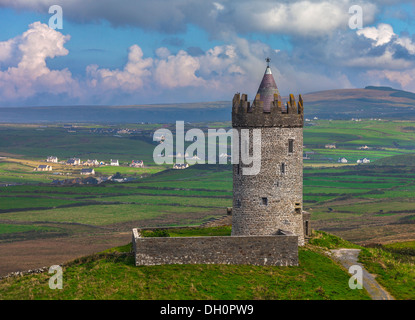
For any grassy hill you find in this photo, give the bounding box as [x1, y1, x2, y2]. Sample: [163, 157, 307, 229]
[1, 86, 415, 123]
[0, 230, 371, 300]
[0, 229, 413, 300]
[373, 154, 415, 166]
[301, 86, 415, 120]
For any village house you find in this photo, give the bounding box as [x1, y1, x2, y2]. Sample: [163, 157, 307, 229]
[83, 159, 99, 166]
[358, 145, 370, 150]
[325, 144, 336, 149]
[46, 156, 58, 163]
[80, 168, 95, 175]
[67, 158, 81, 166]
[34, 165, 52, 171]
[173, 163, 189, 169]
[357, 158, 371, 164]
[130, 160, 144, 168]
[337, 157, 348, 163]
[110, 159, 119, 166]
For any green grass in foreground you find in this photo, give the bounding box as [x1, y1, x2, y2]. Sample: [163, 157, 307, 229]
[0, 244, 370, 300]
[359, 241, 415, 300]
[1, 229, 413, 300]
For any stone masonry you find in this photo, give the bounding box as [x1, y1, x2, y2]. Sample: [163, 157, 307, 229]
[132, 228, 298, 266]
[231, 64, 307, 246]
[132, 60, 308, 267]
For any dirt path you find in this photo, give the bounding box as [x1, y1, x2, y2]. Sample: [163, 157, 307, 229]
[329, 248, 395, 300]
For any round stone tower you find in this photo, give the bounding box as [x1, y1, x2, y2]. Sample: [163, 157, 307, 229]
[231, 59, 306, 246]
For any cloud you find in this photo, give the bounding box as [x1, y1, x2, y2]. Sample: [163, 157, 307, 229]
[0, 21, 80, 103]
[357, 23, 396, 46]
[0, 0, 379, 37]
[86, 44, 153, 92]
[154, 50, 205, 88]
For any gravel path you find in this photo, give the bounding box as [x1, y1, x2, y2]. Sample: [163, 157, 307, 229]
[329, 248, 395, 300]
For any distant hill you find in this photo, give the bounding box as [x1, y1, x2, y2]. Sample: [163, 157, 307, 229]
[302, 86, 415, 120]
[373, 154, 415, 166]
[0, 86, 414, 123]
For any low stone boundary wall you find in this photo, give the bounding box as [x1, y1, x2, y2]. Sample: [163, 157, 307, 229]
[132, 228, 298, 266]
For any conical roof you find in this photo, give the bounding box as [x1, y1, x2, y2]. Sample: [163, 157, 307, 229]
[254, 62, 280, 112]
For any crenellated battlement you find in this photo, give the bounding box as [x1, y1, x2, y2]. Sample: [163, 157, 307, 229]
[232, 92, 304, 128]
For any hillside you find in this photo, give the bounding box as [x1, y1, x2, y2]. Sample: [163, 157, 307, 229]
[373, 154, 415, 166]
[1, 86, 415, 123]
[0, 230, 371, 300]
[1, 229, 413, 300]
[302, 86, 415, 120]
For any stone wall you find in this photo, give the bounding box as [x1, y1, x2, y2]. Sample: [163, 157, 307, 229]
[232, 126, 305, 245]
[132, 228, 298, 266]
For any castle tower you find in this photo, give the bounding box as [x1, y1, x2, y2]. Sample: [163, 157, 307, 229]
[231, 59, 307, 246]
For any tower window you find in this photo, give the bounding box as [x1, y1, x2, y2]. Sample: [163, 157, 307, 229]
[288, 139, 294, 153]
[236, 164, 240, 175]
[262, 197, 268, 206]
[281, 163, 286, 174]
[235, 199, 241, 208]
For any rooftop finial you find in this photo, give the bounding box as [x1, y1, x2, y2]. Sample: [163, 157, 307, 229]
[266, 57, 271, 67]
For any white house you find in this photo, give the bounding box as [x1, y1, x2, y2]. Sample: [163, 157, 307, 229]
[83, 159, 99, 166]
[110, 159, 119, 166]
[357, 158, 370, 164]
[81, 168, 95, 175]
[338, 157, 348, 163]
[46, 156, 58, 163]
[130, 160, 144, 168]
[67, 158, 81, 166]
[173, 163, 189, 169]
[34, 165, 52, 171]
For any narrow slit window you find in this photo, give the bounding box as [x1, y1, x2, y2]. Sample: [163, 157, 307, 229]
[288, 139, 294, 153]
[262, 197, 268, 206]
[281, 163, 285, 174]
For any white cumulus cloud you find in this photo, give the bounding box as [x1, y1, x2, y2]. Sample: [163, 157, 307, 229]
[0, 22, 80, 103]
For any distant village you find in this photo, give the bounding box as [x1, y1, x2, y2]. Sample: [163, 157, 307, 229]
[30, 156, 146, 185]
[303, 143, 372, 164]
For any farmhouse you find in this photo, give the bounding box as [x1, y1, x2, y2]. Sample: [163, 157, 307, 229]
[338, 157, 348, 163]
[325, 144, 336, 149]
[357, 158, 371, 164]
[34, 165, 52, 171]
[173, 163, 189, 169]
[81, 168, 95, 175]
[83, 159, 99, 166]
[67, 158, 81, 166]
[110, 159, 119, 166]
[130, 160, 144, 168]
[46, 156, 58, 163]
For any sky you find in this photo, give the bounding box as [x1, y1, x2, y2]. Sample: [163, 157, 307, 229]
[0, 0, 415, 107]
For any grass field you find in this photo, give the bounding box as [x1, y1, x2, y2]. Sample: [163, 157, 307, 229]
[1, 230, 413, 300]
[0, 120, 414, 295]
[0, 230, 372, 300]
